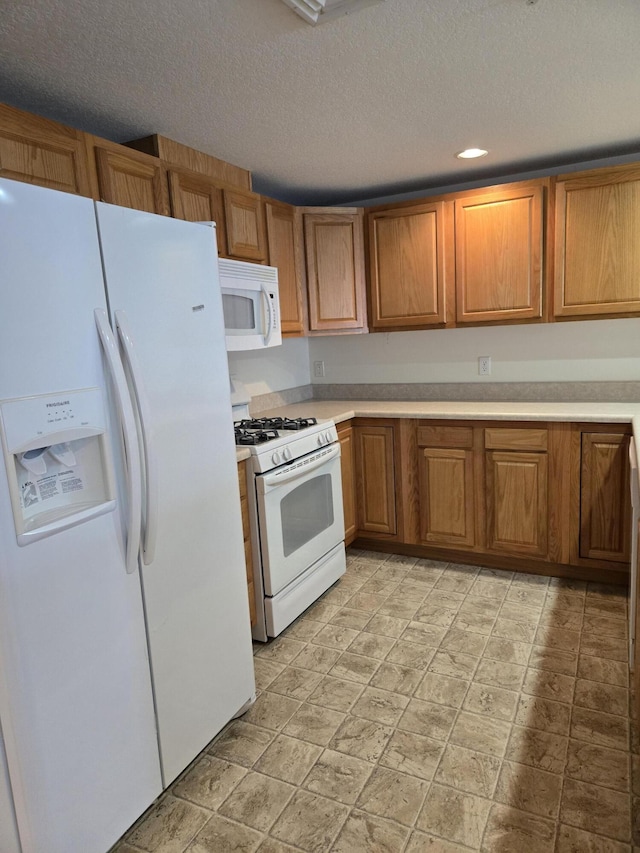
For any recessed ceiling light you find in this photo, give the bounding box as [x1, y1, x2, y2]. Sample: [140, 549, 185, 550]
[456, 148, 489, 159]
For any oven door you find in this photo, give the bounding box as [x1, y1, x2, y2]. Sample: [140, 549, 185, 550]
[256, 444, 344, 596]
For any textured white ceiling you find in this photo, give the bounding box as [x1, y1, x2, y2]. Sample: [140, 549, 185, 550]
[0, 0, 639, 204]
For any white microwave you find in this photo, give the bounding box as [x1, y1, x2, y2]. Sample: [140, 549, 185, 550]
[218, 258, 282, 351]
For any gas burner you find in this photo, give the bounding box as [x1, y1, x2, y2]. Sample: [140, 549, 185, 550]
[234, 416, 318, 432]
[234, 428, 279, 446]
[279, 417, 318, 430]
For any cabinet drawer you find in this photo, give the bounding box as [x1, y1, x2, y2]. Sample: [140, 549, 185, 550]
[417, 425, 473, 449]
[484, 428, 547, 452]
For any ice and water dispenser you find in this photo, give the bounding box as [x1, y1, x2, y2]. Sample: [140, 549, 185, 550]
[0, 388, 116, 544]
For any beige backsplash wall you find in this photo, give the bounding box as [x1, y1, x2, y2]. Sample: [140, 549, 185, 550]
[227, 337, 311, 398]
[308, 318, 640, 387]
[226, 318, 640, 411]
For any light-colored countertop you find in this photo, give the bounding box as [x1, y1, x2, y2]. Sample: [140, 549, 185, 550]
[235, 447, 252, 463]
[254, 399, 640, 460]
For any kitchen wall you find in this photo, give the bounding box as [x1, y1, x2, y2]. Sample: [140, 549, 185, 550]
[307, 318, 640, 386]
[227, 337, 311, 397]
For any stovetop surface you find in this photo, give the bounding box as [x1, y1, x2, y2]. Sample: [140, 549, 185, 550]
[234, 416, 318, 446]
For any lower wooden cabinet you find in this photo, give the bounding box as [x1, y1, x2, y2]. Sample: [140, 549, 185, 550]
[348, 417, 632, 584]
[354, 422, 397, 537]
[418, 444, 475, 548]
[485, 450, 548, 558]
[578, 430, 631, 564]
[237, 460, 257, 628]
[337, 422, 357, 546]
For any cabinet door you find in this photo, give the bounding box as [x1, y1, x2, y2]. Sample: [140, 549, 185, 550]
[486, 451, 548, 557]
[238, 462, 257, 628]
[223, 188, 267, 262]
[419, 447, 475, 547]
[304, 210, 367, 332]
[555, 168, 640, 317]
[354, 425, 396, 536]
[455, 184, 544, 323]
[0, 102, 92, 196]
[265, 200, 305, 335]
[368, 202, 449, 329]
[93, 144, 170, 215]
[168, 169, 227, 257]
[580, 432, 631, 563]
[337, 423, 357, 545]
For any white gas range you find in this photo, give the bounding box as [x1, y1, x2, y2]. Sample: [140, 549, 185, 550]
[233, 406, 346, 642]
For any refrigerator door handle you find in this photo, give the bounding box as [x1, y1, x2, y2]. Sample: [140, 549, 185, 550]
[261, 284, 274, 347]
[115, 309, 158, 567]
[94, 308, 142, 574]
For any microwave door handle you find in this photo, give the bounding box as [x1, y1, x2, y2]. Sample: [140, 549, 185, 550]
[94, 308, 142, 575]
[261, 444, 341, 490]
[115, 310, 158, 566]
[261, 285, 274, 347]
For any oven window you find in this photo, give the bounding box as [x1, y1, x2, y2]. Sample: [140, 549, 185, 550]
[281, 474, 334, 557]
[222, 293, 255, 332]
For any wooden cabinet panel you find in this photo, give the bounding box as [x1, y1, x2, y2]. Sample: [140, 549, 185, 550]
[354, 425, 396, 535]
[555, 168, 640, 317]
[484, 427, 548, 452]
[580, 432, 631, 563]
[337, 423, 357, 546]
[238, 461, 257, 628]
[304, 209, 367, 332]
[417, 425, 473, 449]
[265, 200, 305, 336]
[223, 188, 267, 262]
[93, 144, 169, 215]
[0, 102, 92, 196]
[455, 185, 544, 324]
[368, 202, 449, 328]
[419, 447, 475, 547]
[486, 451, 548, 557]
[167, 169, 227, 256]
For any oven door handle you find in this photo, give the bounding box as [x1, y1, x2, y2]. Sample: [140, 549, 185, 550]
[260, 444, 340, 490]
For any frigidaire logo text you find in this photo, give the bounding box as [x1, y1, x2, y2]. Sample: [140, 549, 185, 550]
[46, 401, 70, 407]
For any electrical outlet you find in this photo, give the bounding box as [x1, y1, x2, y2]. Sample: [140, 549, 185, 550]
[478, 356, 492, 376]
[313, 360, 325, 378]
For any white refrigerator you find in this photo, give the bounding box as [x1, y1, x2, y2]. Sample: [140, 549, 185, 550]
[0, 179, 255, 853]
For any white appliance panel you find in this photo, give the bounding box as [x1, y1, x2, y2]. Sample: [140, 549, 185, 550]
[257, 446, 345, 596]
[0, 179, 161, 852]
[95, 205, 255, 784]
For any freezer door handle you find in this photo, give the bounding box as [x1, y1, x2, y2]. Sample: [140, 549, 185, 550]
[261, 284, 275, 347]
[95, 308, 142, 574]
[115, 309, 158, 567]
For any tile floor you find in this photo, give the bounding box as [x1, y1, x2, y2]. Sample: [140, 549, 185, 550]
[113, 549, 637, 852]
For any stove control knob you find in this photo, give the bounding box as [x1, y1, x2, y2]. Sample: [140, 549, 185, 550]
[324, 431, 333, 444]
[272, 451, 281, 465]
[282, 447, 292, 461]
[317, 435, 324, 447]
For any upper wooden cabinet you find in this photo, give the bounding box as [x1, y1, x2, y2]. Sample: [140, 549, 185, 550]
[368, 201, 452, 330]
[303, 208, 367, 333]
[0, 103, 92, 196]
[455, 183, 545, 324]
[167, 168, 227, 257]
[265, 200, 305, 336]
[223, 188, 267, 262]
[554, 165, 640, 318]
[89, 138, 170, 215]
